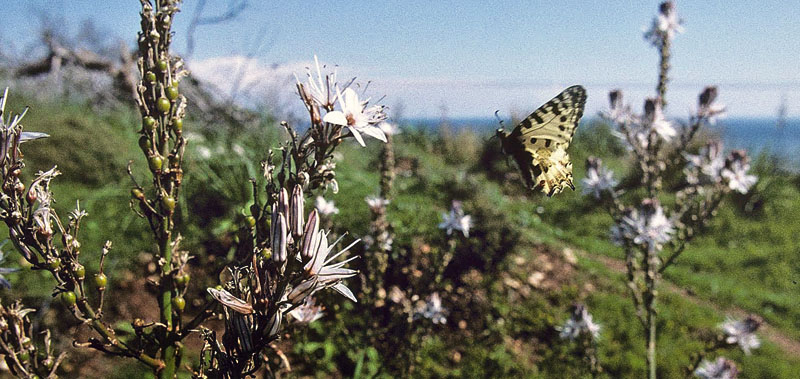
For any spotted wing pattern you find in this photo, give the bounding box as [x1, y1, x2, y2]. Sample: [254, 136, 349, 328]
[497, 85, 587, 196]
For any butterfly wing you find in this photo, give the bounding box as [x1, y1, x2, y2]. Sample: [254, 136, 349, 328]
[499, 85, 587, 196]
[512, 85, 586, 149]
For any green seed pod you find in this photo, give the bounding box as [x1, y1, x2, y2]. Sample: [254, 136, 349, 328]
[157, 97, 171, 113]
[166, 85, 179, 100]
[61, 291, 77, 306]
[94, 273, 108, 289]
[148, 156, 164, 172]
[47, 258, 61, 270]
[18, 351, 29, 363]
[143, 116, 157, 132]
[245, 216, 256, 228]
[172, 296, 186, 311]
[171, 117, 183, 132]
[157, 60, 168, 72]
[73, 264, 85, 280]
[145, 71, 157, 83]
[131, 188, 145, 200]
[161, 196, 176, 212]
[176, 273, 190, 286]
[260, 247, 272, 261]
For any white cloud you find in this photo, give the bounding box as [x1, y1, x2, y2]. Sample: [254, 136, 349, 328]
[189, 55, 799, 121]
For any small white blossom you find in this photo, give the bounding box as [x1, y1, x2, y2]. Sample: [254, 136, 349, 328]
[684, 141, 725, 185]
[314, 196, 339, 216]
[720, 316, 761, 355]
[721, 152, 757, 194]
[611, 200, 674, 253]
[582, 157, 618, 199]
[644, 99, 677, 142]
[289, 297, 325, 324]
[694, 357, 739, 379]
[365, 196, 390, 212]
[323, 88, 388, 147]
[438, 200, 472, 237]
[378, 121, 400, 136]
[557, 304, 601, 341]
[294, 55, 344, 110]
[414, 292, 447, 324]
[288, 225, 360, 304]
[644, 1, 683, 46]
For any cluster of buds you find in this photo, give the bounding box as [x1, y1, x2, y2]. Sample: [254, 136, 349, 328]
[202, 183, 359, 376]
[0, 301, 65, 378]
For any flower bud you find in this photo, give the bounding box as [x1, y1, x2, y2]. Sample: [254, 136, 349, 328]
[698, 86, 718, 108]
[290, 184, 305, 238]
[271, 212, 287, 265]
[278, 187, 289, 216]
[301, 209, 319, 260]
[609, 90, 623, 110]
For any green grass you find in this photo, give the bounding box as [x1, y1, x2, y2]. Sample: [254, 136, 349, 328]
[2, 93, 799, 377]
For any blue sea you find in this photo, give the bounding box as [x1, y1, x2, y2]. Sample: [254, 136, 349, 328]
[407, 117, 800, 170]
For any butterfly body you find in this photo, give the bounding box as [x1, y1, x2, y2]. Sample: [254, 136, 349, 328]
[497, 85, 586, 196]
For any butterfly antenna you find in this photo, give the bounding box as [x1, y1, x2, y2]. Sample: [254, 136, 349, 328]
[494, 110, 505, 129]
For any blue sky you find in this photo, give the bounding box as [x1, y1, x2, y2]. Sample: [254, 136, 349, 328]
[3, 1, 799, 119]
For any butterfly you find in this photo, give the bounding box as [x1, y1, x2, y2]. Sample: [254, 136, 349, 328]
[496, 85, 587, 196]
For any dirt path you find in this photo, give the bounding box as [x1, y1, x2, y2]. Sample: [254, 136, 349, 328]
[586, 252, 800, 358]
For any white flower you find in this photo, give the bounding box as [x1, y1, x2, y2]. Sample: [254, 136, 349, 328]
[557, 304, 601, 341]
[315, 196, 339, 216]
[438, 201, 472, 237]
[289, 297, 325, 324]
[323, 88, 387, 147]
[196, 146, 212, 159]
[288, 225, 360, 304]
[365, 196, 390, 212]
[694, 357, 739, 379]
[644, 1, 683, 46]
[720, 316, 761, 355]
[378, 121, 400, 136]
[721, 154, 757, 194]
[582, 158, 618, 199]
[684, 141, 725, 185]
[644, 99, 677, 142]
[611, 200, 674, 253]
[414, 292, 447, 324]
[294, 55, 342, 109]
